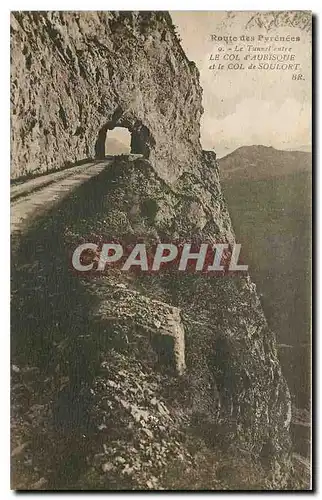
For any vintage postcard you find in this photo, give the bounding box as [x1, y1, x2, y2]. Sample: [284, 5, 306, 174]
[10, 11, 312, 490]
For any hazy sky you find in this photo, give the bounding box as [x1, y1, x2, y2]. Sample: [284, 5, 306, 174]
[171, 11, 311, 157]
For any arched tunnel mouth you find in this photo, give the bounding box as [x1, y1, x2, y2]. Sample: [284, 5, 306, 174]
[94, 120, 155, 160]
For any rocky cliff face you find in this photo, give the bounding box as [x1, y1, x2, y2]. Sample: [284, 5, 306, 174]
[11, 11, 202, 182]
[11, 12, 294, 490]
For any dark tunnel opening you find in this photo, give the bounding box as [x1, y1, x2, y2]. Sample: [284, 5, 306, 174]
[94, 121, 155, 160]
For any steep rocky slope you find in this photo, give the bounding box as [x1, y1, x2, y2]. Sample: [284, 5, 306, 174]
[11, 12, 296, 490]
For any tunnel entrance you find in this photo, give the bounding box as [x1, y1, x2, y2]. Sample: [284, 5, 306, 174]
[95, 126, 131, 159]
[94, 120, 155, 160]
[105, 127, 131, 156]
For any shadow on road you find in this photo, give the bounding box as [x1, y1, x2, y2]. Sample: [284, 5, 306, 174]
[11, 165, 124, 488]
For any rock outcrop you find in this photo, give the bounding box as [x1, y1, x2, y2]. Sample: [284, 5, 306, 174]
[95, 283, 186, 376]
[11, 11, 294, 490]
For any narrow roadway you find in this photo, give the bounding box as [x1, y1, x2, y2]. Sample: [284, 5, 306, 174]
[11, 159, 112, 235]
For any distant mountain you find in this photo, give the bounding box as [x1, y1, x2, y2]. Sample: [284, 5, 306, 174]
[219, 145, 312, 410]
[219, 145, 311, 181]
[285, 145, 311, 153]
[105, 138, 131, 155]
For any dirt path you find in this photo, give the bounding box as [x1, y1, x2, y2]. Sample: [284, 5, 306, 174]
[11, 160, 112, 235]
